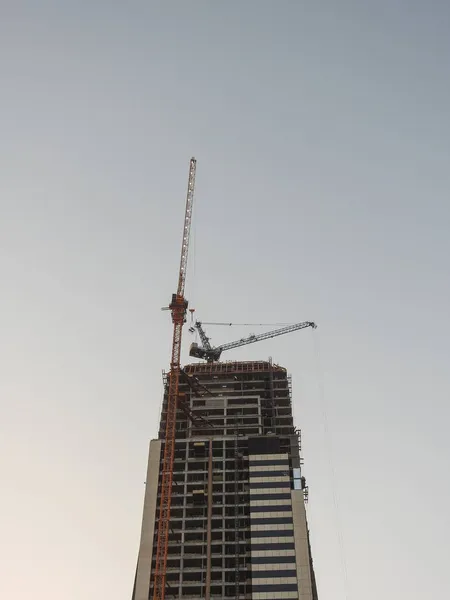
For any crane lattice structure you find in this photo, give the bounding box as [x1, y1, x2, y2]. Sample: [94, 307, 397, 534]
[189, 320, 317, 362]
[152, 158, 196, 600]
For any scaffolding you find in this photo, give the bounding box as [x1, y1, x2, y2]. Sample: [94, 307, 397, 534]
[184, 360, 287, 376]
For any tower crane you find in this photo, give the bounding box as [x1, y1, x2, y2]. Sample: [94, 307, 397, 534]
[189, 320, 317, 362]
[153, 158, 196, 600]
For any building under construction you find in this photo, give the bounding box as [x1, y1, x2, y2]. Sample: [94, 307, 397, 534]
[131, 158, 319, 600]
[132, 360, 319, 600]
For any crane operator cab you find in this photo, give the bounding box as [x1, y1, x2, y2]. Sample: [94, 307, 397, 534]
[189, 342, 208, 359]
[189, 342, 222, 361]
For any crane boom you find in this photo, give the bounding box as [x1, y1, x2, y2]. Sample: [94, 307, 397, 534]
[190, 320, 316, 362]
[177, 160, 196, 297]
[219, 321, 317, 352]
[153, 158, 197, 600]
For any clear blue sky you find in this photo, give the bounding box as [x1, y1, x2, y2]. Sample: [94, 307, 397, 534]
[1, 2, 450, 599]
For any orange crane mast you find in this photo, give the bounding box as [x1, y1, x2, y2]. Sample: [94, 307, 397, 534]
[153, 158, 197, 600]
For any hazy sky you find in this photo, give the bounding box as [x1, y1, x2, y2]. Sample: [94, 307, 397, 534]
[1, 2, 450, 599]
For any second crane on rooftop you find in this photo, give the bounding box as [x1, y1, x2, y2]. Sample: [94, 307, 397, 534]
[189, 320, 317, 362]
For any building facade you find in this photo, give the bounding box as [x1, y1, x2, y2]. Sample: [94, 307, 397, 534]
[132, 360, 318, 600]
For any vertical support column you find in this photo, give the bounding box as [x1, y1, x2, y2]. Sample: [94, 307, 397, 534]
[268, 357, 276, 432]
[221, 439, 226, 599]
[180, 441, 188, 595]
[205, 438, 213, 600]
[234, 431, 240, 600]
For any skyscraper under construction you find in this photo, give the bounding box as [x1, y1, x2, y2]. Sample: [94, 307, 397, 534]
[132, 359, 319, 600]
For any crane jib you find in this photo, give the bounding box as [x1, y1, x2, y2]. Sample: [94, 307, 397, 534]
[190, 320, 317, 362]
[177, 158, 196, 298]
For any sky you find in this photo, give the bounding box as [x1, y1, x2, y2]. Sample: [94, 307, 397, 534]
[1, 1, 450, 599]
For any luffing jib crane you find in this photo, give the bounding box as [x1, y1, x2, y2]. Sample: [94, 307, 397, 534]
[189, 320, 317, 362]
[153, 158, 196, 600]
